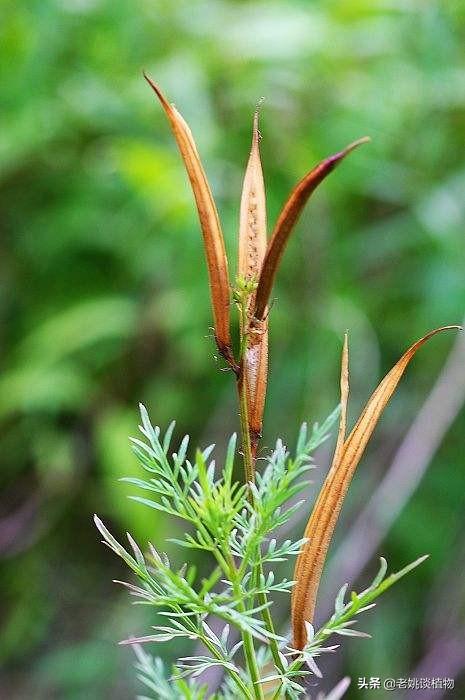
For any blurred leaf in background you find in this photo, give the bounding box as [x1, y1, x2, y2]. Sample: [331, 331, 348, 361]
[0, 0, 464, 697]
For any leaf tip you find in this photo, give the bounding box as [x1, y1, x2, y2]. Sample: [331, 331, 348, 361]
[143, 72, 165, 102]
[252, 97, 265, 141]
[334, 136, 370, 164]
[347, 135, 371, 150]
[439, 324, 462, 332]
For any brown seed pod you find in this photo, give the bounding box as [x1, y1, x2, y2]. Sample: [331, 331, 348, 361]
[253, 137, 370, 321]
[144, 74, 233, 366]
[292, 325, 461, 650]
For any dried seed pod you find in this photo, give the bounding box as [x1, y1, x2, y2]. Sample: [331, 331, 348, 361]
[238, 111, 268, 453]
[239, 111, 267, 281]
[253, 137, 369, 321]
[144, 75, 233, 366]
[294, 332, 349, 588]
[292, 325, 461, 650]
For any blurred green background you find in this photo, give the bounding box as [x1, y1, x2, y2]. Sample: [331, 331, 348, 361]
[1, 0, 465, 698]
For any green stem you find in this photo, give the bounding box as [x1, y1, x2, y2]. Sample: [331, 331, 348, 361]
[242, 625, 265, 700]
[257, 577, 283, 672]
[205, 641, 252, 699]
[237, 375, 255, 485]
[183, 611, 253, 699]
[227, 553, 264, 700]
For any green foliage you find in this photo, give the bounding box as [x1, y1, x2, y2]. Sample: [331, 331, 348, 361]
[1, 1, 464, 698]
[95, 406, 428, 698]
[270, 556, 428, 698]
[133, 646, 210, 700]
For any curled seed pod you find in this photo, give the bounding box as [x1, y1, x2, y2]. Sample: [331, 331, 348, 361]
[144, 75, 233, 366]
[294, 332, 349, 588]
[253, 137, 370, 321]
[292, 325, 461, 650]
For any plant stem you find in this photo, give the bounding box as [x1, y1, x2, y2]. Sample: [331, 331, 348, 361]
[226, 552, 264, 700]
[257, 583, 284, 672]
[237, 374, 256, 484]
[236, 300, 288, 691]
[236, 296, 255, 485]
[190, 616, 254, 699]
[242, 625, 265, 700]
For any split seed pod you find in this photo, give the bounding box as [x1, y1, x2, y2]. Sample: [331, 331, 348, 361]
[238, 111, 268, 453]
[291, 325, 461, 650]
[253, 137, 370, 322]
[144, 75, 233, 366]
[145, 77, 370, 467]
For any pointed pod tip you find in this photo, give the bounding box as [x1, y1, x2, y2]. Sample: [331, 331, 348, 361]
[419, 325, 462, 343]
[352, 135, 371, 146]
[142, 70, 156, 89]
[401, 325, 463, 362]
[143, 72, 170, 108]
[342, 135, 371, 157]
[252, 112, 261, 148]
[251, 98, 265, 144]
[252, 112, 259, 143]
[325, 136, 371, 167]
[254, 96, 265, 119]
[342, 333, 349, 364]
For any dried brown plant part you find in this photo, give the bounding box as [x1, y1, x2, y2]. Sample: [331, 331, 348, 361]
[243, 318, 268, 457]
[253, 137, 370, 321]
[144, 74, 234, 368]
[291, 325, 461, 650]
[320, 316, 465, 623]
[238, 111, 268, 456]
[331, 331, 350, 471]
[294, 332, 349, 588]
[238, 110, 267, 281]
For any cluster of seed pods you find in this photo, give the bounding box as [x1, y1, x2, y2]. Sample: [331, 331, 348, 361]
[145, 75, 460, 651]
